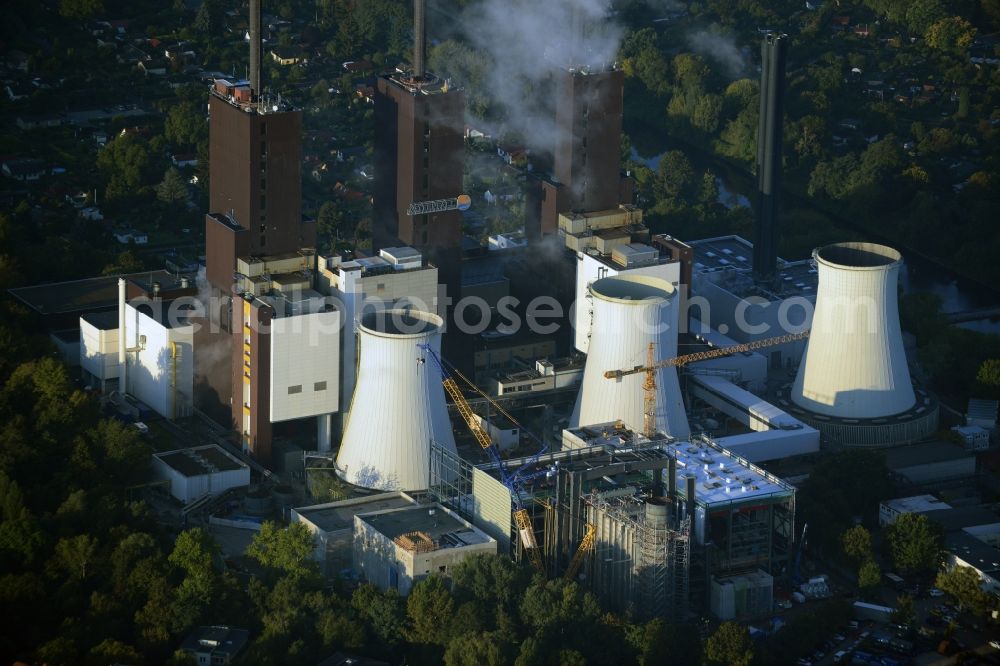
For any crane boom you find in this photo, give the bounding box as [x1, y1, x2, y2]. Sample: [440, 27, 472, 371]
[564, 523, 597, 581]
[406, 194, 472, 216]
[421, 344, 546, 575]
[604, 330, 810, 380]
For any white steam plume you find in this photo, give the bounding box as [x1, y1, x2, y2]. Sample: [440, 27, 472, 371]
[686, 27, 746, 79]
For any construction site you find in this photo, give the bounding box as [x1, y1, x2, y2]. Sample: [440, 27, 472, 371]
[429, 418, 796, 621]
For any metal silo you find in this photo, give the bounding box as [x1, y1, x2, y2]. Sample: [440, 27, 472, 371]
[792, 242, 914, 419]
[572, 275, 690, 438]
[336, 309, 456, 491]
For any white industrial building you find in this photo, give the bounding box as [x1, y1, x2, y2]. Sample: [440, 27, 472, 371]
[353, 502, 496, 595]
[878, 495, 952, 527]
[336, 309, 457, 491]
[318, 247, 439, 417]
[79, 282, 195, 420]
[152, 445, 250, 504]
[943, 532, 1000, 594]
[571, 275, 690, 438]
[80, 311, 120, 392]
[268, 309, 340, 423]
[492, 356, 584, 396]
[952, 425, 991, 451]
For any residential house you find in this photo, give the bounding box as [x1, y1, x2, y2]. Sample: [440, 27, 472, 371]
[270, 47, 303, 66]
[172, 153, 198, 168]
[179, 626, 249, 665]
[2, 159, 46, 182]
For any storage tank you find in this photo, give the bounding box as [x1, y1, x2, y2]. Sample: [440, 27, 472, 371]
[792, 242, 914, 418]
[336, 309, 456, 491]
[571, 275, 689, 438]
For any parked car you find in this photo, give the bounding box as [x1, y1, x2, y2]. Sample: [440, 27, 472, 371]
[929, 588, 944, 597]
[989, 639, 1000, 650]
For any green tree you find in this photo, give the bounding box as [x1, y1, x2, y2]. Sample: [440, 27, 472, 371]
[656, 150, 695, 204]
[705, 621, 754, 666]
[842, 525, 873, 562]
[101, 250, 145, 276]
[58, 0, 103, 20]
[54, 534, 98, 580]
[892, 594, 916, 627]
[936, 566, 994, 615]
[164, 103, 207, 148]
[317, 201, 345, 246]
[97, 133, 154, 201]
[975, 359, 1000, 399]
[905, 0, 948, 34]
[925, 17, 977, 53]
[247, 521, 317, 578]
[886, 513, 941, 575]
[407, 575, 455, 645]
[0, 471, 44, 565]
[859, 558, 881, 593]
[444, 631, 505, 666]
[194, 0, 223, 32]
[157, 168, 189, 205]
[351, 583, 405, 645]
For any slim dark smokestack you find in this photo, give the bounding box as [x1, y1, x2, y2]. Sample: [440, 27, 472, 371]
[249, 0, 261, 99]
[413, 0, 426, 79]
[685, 474, 697, 520]
[753, 33, 788, 284]
[667, 456, 677, 498]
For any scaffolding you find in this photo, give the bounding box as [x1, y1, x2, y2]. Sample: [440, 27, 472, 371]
[584, 491, 691, 622]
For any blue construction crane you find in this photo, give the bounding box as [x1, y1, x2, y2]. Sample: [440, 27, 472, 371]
[792, 522, 808, 585]
[420, 343, 552, 572]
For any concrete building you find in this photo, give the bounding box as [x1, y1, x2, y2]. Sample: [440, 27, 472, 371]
[474, 413, 519, 451]
[79, 311, 120, 393]
[878, 495, 952, 527]
[153, 445, 251, 504]
[179, 626, 249, 665]
[689, 375, 820, 463]
[885, 443, 977, 485]
[953, 425, 991, 451]
[711, 570, 774, 620]
[292, 492, 419, 575]
[493, 356, 584, 397]
[353, 502, 495, 595]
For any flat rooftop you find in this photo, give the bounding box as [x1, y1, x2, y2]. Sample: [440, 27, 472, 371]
[8, 270, 189, 315]
[945, 531, 1000, 575]
[882, 494, 951, 514]
[885, 441, 975, 469]
[155, 445, 246, 477]
[295, 494, 415, 533]
[498, 425, 793, 507]
[360, 504, 492, 549]
[81, 310, 120, 331]
[689, 235, 817, 300]
[925, 506, 1000, 532]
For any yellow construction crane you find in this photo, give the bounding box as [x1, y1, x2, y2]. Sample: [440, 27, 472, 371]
[426, 347, 546, 575]
[604, 330, 810, 438]
[564, 523, 597, 581]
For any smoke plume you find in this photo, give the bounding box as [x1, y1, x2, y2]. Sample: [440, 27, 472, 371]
[686, 27, 746, 79]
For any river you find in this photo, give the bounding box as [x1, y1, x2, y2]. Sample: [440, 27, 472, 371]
[630, 148, 1000, 334]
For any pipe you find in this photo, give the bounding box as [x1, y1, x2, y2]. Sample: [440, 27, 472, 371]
[170, 341, 177, 420]
[413, 0, 425, 79]
[249, 0, 261, 99]
[317, 413, 332, 453]
[118, 277, 127, 394]
[685, 474, 696, 521]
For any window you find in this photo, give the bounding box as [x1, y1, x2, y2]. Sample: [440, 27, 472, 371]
[260, 141, 266, 154]
[260, 235, 266, 246]
[259, 224, 266, 233]
[260, 122, 266, 134]
[314, 381, 327, 391]
[288, 385, 302, 395]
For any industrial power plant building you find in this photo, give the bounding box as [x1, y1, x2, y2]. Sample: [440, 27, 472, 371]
[429, 423, 795, 621]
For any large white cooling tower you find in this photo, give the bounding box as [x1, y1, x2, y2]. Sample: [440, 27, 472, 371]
[572, 275, 690, 438]
[336, 309, 456, 491]
[792, 242, 914, 418]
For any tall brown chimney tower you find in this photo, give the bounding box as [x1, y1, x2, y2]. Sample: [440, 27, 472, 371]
[249, 0, 261, 99]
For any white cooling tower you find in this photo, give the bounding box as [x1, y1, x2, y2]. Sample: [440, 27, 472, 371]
[572, 275, 690, 438]
[792, 242, 914, 418]
[336, 309, 456, 491]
